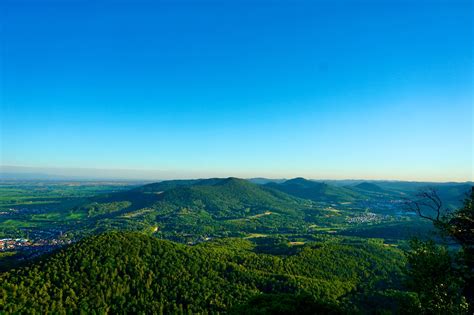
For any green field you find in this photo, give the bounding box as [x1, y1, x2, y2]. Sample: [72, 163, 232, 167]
[0, 181, 140, 238]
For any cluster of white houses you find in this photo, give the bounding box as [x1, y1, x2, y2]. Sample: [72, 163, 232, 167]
[0, 238, 31, 251]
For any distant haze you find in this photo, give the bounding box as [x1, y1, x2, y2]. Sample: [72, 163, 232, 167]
[0, 165, 471, 183]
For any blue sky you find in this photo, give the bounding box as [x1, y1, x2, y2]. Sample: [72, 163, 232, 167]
[1, 0, 472, 181]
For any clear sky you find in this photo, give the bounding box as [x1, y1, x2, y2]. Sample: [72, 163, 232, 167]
[1, 0, 473, 181]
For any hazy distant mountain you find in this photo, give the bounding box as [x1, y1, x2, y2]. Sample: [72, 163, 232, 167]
[0, 172, 77, 180]
[247, 178, 287, 185]
[367, 181, 472, 194]
[434, 183, 472, 209]
[0, 165, 226, 181]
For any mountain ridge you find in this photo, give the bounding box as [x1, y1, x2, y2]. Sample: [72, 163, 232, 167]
[265, 178, 364, 202]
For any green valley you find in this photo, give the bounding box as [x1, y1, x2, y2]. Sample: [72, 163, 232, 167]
[0, 178, 472, 314]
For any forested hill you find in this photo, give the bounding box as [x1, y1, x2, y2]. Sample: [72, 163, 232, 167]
[91, 177, 305, 213]
[352, 182, 387, 193]
[134, 178, 224, 193]
[156, 177, 306, 217]
[0, 231, 409, 314]
[68, 177, 317, 238]
[265, 178, 363, 202]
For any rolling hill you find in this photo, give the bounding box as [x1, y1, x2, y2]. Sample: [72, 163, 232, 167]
[348, 182, 401, 198]
[69, 178, 316, 239]
[135, 178, 224, 193]
[91, 177, 307, 218]
[265, 178, 365, 203]
[353, 182, 387, 193]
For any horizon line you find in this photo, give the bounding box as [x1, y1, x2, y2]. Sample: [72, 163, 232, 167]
[1, 164, 472, 183]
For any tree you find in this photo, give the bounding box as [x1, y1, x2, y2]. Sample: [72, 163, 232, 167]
[404, 187, 473, 250]
[403, 187, 445, 223]
[405, 239, 468, 314]
[405, 186, 473, 313]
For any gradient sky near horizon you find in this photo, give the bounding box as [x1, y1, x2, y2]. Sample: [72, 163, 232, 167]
[1, 0, 473, 181]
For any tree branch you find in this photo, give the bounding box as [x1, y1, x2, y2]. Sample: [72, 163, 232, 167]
[403, 188, 444, 222]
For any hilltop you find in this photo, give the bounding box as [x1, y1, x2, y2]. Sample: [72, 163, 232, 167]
[135, 178, 224, 193]
[265, 178, 363, 203]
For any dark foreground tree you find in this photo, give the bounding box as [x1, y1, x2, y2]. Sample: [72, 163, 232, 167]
[405, 187, 473, 314]
[230, 293, 344, 315]
[406, 239, 468, 314]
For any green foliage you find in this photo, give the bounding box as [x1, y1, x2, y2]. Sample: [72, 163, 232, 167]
[405, 239, 469, 314]
[404, 186, 473, 314]
[0, 231, 405, 314]
[78, 201, 132, 217]
[266, 178, 363, 202]
[351, 289, 422, 314]
[135, 178, 222, 193]
[339, 221, 435, 241]
[353, 182, 387, 193]
[0, 252, 22, 272]
[230, 293, 344, 315]
[438, 187, 473, 256]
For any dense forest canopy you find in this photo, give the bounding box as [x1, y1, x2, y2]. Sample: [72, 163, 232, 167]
[1, 231, 408, 314]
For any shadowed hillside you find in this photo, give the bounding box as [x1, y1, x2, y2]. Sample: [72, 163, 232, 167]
[353, 182, 387, 193]
[265, 178, 364, 202]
